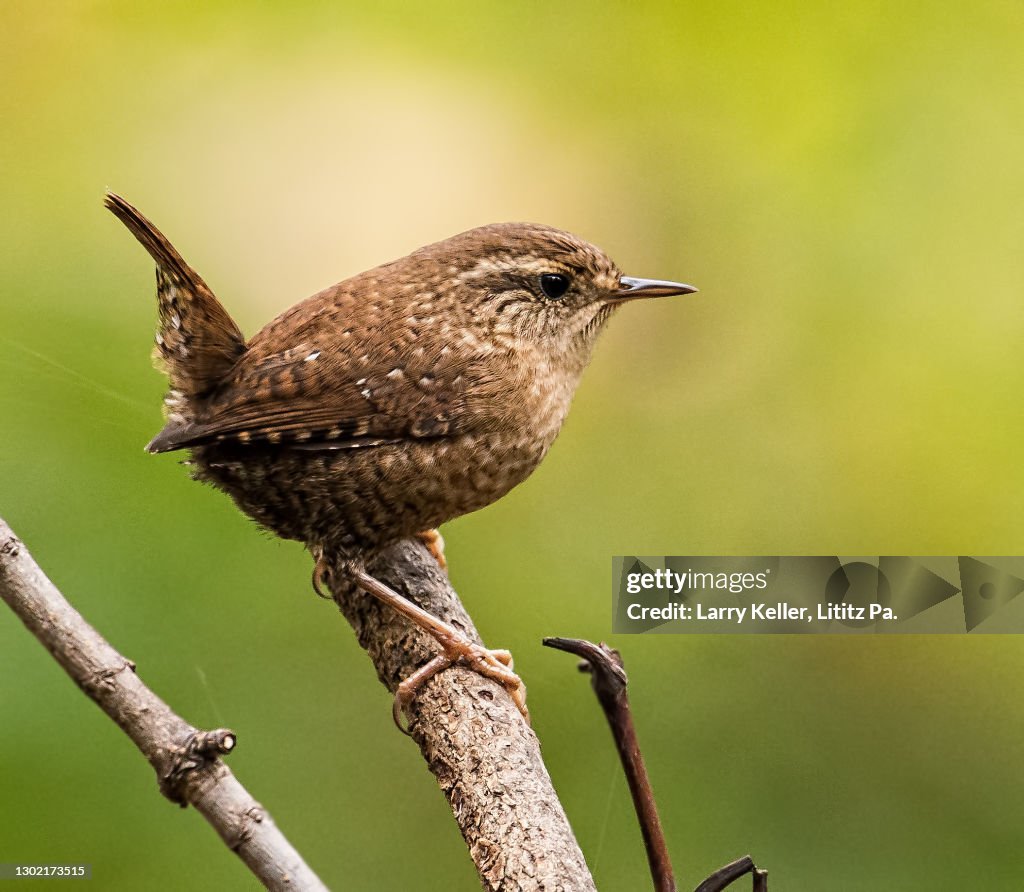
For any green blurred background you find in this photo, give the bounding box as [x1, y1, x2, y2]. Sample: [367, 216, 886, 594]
[2, 2, 1022, 889]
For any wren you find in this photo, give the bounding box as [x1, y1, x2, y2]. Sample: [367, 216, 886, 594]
[105, 192, 696, 725]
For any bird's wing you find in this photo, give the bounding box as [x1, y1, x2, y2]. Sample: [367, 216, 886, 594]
[146, 314, 511, 453]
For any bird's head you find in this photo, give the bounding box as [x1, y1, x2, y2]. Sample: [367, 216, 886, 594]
[408, 222, 696, 368]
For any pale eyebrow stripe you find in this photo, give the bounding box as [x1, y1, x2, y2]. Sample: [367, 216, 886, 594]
[459, 255, 579, 282]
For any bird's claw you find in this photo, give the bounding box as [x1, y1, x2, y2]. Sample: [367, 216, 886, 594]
[392, 641, 529, 734]
[311, 554, 332, 599]
[350, 565, 528, 732]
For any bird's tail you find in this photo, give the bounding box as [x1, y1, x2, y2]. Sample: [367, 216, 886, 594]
[105, 193, 246, 414]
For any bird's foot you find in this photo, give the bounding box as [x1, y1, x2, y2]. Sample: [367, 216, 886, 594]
[392, 639, 527, 732]
[315, 533, 444, 597]
[415, 528, 447, 571]
[350, 566, 528, 732]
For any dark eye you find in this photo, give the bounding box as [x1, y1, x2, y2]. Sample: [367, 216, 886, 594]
[539, 273, 570, 299]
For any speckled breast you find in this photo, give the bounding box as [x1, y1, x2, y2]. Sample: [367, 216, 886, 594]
[192, 427, 554, 557]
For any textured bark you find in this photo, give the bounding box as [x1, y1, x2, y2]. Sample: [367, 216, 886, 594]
[0, 518, 326, 892]
[329, 542, 596, 892]
[0, 508, 595, 890]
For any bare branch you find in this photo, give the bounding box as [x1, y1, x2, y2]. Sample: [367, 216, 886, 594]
[0, 518, 326, 892]
[2, 508, 596, 889]
[545, 638, 768, 892]
[544, 637, 676, 892]
[327, 545, 596, 892]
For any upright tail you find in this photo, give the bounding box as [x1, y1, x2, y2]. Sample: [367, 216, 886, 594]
[105, 193, 246, 405]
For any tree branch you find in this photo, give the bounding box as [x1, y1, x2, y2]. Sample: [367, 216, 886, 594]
[1, 508, 596, 890]
[0, 517, 326, 892]
[327, 543, 596, 891]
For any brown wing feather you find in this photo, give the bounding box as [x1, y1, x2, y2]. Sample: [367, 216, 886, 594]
[146, 277, 512, 453]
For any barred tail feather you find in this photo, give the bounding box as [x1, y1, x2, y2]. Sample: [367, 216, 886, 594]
[105, 192, 246, 406]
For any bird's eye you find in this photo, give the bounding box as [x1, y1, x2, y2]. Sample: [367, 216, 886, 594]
[539, 273, 570, 299]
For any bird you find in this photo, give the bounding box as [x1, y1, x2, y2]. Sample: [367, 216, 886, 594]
[105, 192, 696, 726]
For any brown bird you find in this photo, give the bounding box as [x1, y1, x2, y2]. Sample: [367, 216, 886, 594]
[105, 192, 696, 724]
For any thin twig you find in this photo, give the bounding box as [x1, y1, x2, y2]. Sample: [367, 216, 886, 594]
[545, 637, 768, 892]
[543, 637, 676, 892]
[695, 852, 767, 892]
[0, 517, 326, 892]
[692, 856, 759, 892]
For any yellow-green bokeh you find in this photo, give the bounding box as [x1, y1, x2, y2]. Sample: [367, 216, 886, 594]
[2, 2, 1022, 889]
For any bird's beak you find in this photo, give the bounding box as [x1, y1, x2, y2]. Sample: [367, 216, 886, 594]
[613, 276, 698, 301]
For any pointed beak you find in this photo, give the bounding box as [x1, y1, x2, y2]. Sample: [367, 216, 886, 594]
[614, 276, 698, 301]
